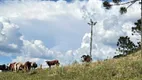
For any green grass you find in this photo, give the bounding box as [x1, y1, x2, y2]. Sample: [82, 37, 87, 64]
[0, 50, 142, 80]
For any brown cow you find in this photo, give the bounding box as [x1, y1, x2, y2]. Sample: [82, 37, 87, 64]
[45, 60, 60, 68]
[9, 62, 16, 71]
[23, 61, 32, 72]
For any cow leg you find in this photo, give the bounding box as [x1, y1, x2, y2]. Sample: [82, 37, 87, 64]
[28, 67, 30, 72]
[14, 64, 17, 72]
[11, 67, 13, 71]
[17, 66, 19, 72]
[49, 65, 51, 69]
[26, 67, 28, 72]
[24, 66, 27, 72]
[27, 66, 31, 72]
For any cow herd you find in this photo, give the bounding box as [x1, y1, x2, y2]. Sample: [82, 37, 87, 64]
[0, 60, 60, 72]
[0, 61, 37, 72]
[0, 56, 91, 72]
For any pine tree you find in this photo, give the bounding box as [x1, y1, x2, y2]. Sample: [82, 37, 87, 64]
[103, 0, 141, 14]
[132, 19, 141, 35]
[117, 36, 137, 55]
[132, 19, 141, 48]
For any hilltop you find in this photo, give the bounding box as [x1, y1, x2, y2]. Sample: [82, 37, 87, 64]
[0, 50, 142, 80]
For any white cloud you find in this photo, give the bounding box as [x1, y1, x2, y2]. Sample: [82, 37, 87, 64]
[0, 0, 86, 20]
[0, 0, 140, 66]
[8, 43, 18, 49]
[77, 0, 140, 60]
[0, 0, 89, 51]
[0, 17, 23, 54]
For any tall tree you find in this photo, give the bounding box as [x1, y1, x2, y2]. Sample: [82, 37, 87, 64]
[88, 19, 97, 58]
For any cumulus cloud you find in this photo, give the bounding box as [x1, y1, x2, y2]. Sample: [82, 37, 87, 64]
[0, 0, 140, 66]
[0, 0, 89, 51]
[0, 17, 23, 54]
[0, 22, 6, 42]
[77, 0, 140, 60]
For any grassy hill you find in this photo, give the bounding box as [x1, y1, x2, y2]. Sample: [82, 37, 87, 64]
[0, 50, 142, 80]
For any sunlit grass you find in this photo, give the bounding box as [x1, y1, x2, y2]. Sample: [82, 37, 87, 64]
[0, 51, 142, 80]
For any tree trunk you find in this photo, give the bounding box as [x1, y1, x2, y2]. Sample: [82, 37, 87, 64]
[90, 25, 93, 58]
[140, 1, 142, 58]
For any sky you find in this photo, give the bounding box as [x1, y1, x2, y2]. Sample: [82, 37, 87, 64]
[0, 0, 140, 67]
[0, 0, 87, 3]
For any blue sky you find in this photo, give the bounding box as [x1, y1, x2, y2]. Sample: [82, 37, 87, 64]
[0, 0, 140, 66]
[0, 56, 12, 64]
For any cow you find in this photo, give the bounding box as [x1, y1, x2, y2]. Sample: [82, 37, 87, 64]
[45, 60, 60, 68]
[31, 62, 37, 70]
[16, 62, 24, 72]
[9, 62, 16, 71]
[81, 55, 92, 62]
[23, 61, 32, 72]
[0, 64, 8, 71]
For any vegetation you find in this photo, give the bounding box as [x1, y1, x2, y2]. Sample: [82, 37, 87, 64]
[132, 19, 141, 36]
[0, 1, 141, 80]
[0, 50, 142, 80]
[115, 18, 141, 58]
[116, 36, 137, 54]
[103, 0, 141, 14]
[103, 0, 142, 56]
[132, 19, 141, 49]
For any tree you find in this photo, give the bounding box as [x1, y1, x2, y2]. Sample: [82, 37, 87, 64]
[88, 19, 97, 59]
[116, 36, 137, 55]
[103, 0, 142, 57]
[132, 19, 141, 48]
[81, 6, 97, 60]
[132, 19, 141, 35]
[103, 0, 140, 14]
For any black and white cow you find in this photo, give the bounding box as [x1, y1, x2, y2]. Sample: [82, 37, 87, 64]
[0, 64, 8, 72]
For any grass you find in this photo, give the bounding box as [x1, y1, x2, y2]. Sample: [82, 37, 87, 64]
[0, 50, 142, 80]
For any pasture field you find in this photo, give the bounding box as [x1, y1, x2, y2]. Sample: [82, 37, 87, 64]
[0, 50, 142, 80]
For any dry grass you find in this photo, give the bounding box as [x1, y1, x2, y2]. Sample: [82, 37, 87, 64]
[0, 50, 142, 80]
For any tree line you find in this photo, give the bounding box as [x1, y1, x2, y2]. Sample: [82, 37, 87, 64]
[115, 19, 141, 58]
